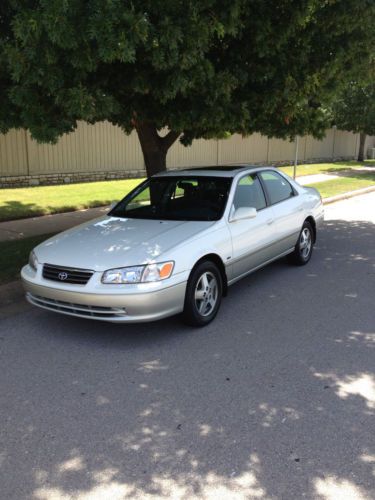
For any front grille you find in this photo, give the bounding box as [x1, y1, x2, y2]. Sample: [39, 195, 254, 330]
[42, 264, 94, 285]
[26, 293, 127, 319]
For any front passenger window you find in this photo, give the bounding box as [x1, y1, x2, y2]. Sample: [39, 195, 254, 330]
[259, 171, 295, 205]
[233, 175, 267, 211]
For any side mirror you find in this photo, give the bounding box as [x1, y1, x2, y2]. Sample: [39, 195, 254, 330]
[230, 206, 257, 222]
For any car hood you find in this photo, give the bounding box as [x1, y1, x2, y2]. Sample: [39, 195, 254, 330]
[34, 216, 215, 271]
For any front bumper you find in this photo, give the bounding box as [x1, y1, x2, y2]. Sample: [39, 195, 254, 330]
[21, 266, 187, 323]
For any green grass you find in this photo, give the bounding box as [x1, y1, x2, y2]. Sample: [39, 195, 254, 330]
[0, 233, 56, 284]
[0, 161, 374, 222]
[278, 160, 375, 178]
[309, 171, 375, 198]
[0, 177, 144, 222]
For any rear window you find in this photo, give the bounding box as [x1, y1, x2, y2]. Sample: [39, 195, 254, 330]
[259, 171, 295, 205]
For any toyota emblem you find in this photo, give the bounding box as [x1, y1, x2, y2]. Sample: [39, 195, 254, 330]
[58, 272, 68, 281]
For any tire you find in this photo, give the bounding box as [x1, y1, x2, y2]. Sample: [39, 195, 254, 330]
[288, 221, 314, 266]
[182, 261, 223, 327]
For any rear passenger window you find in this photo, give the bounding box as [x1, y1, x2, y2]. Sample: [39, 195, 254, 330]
[233, 175, 267, 211]
[259, 171, 294, 205]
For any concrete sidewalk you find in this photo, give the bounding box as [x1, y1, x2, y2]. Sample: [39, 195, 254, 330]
[296, 173, 340, 185]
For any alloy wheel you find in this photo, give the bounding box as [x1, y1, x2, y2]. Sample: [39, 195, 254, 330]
[299, 227, 312, 259]
[194, 271, 219, 317]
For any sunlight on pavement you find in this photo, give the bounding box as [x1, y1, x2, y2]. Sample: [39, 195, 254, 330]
[359, 453, 375, 479]
[336, 374, 375, 409]
[314, 371, 375, 410]
[138, 359, 169, 373]
[256, 403, 302, 428]
[347, 331, 375, 346]
[57, 456, 85, 474]
[360, 453, 375, 464]
[314, 476, 370, 500]
[33, 455, 267, 499]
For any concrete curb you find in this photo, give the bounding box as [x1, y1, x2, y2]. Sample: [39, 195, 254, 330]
[323, 185, 375, 205]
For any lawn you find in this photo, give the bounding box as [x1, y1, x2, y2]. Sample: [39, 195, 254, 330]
[0, 233, 55, 284]
[0, 161, 374, 222]
[309, 171, 375, 198]
[278, 159, 375, 178]
[0, 177, 143, 222]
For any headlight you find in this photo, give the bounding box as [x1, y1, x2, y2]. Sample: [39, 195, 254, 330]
[102, 266, 145, 284]
[102, 261, 174, 284]
[29, 251, 38, 271]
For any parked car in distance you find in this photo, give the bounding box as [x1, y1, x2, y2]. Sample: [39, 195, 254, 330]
[22, 165, 324, 326]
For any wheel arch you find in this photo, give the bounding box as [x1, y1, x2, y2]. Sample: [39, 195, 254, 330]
[191, 253, 228, 297]
[305, 216, 317, 243]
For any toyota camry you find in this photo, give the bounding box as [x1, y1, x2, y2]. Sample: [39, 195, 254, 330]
[22, 166, 324, 326]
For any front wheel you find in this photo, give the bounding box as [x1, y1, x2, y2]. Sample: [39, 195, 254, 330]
[182, 261, 223, 327]
[288, 221, 314, 266]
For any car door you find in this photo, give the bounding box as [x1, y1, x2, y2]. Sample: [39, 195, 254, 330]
[228, 173, 278, 281]
[258, 170, 303, 254]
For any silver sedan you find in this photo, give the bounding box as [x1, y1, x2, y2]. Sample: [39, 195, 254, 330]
[21, 166, 324, 326]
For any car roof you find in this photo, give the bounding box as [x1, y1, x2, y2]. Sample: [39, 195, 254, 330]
[155, 165, 275, 178]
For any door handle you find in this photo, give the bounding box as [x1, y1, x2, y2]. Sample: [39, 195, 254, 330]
[266, 219, 274, 225]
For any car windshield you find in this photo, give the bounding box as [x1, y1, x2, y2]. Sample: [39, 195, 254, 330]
[110, 176, 232, 221]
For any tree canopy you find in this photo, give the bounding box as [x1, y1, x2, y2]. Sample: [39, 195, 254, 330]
[1, 0, 374, 175]
[333, 80, 375, 160]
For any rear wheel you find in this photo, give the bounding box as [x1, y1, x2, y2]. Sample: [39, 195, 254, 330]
[288, 221, 314, 266]
[182, 261, 223, 327]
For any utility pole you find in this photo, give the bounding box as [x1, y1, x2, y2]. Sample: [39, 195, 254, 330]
[293, 136, 299, 180]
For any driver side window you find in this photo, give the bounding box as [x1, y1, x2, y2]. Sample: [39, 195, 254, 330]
[233, 175, 267, 211]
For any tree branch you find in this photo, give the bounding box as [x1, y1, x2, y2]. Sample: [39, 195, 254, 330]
[161, 129, 180, 151]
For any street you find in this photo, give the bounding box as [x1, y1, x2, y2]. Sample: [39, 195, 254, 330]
[0, 193, 374, 499]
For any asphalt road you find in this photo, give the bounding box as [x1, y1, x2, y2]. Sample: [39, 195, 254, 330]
[1, 193, 374, 500]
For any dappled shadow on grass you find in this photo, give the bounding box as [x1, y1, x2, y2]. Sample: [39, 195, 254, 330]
[0, 199, 111, 222]
[0, 200, 44, 222]
[322, 167, 375, 180]
[331, 160, 375, 167]
[0, 219, 374, 498]
[321, 159, 375, 176]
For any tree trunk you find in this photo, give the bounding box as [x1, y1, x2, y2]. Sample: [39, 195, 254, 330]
[358, 132, 366, 162]
[135, 121, 180, 177]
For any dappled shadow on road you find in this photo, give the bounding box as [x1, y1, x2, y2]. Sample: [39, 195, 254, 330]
[0, 219, 374, 499]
